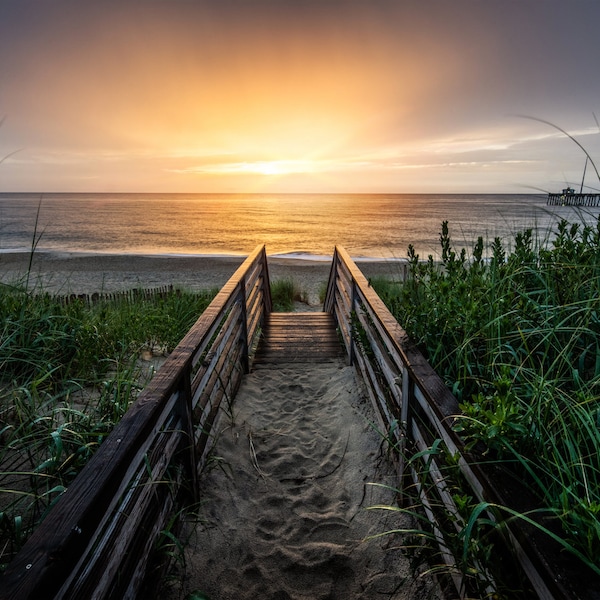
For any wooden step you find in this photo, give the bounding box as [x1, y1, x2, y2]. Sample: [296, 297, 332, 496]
[253, 312, 346, 365]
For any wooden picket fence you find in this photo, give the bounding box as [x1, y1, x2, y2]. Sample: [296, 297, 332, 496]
[49, 285, 177, 306]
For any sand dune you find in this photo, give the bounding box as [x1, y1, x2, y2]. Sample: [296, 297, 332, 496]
[2, 250, 434, 597]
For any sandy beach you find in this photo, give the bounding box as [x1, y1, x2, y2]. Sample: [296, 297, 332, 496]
[0, 251, 407, 307]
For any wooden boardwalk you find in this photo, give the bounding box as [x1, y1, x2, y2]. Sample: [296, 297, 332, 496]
[3, 244, 591, 600]
[253, 312, 345, 365]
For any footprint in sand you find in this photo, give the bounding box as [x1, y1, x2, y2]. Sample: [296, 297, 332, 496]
[163, 363, 442, 600]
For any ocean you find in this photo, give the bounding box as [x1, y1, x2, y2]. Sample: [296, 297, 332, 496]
[0, 193, 596, 261]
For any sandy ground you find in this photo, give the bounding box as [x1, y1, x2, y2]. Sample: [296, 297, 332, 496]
[0, 251, 407, 308]
[163, 362, 441, 600]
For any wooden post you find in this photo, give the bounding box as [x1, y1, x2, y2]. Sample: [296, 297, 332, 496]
[323, 248, 338, 314]
[348, 279, 357, 366]
[398, 366, 411, 506]
[260, 246, 273, 315]
[238, 277, 250, 374]
[177, 365, 199, 502]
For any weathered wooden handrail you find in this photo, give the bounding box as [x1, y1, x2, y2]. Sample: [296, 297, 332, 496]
[1, 245, 272, 600]
[324, 245, 597, 600]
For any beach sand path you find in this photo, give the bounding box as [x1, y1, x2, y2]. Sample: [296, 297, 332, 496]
[163, 359, 440, 600]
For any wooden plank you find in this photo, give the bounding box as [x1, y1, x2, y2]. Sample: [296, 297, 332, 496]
[259, 335, 340, 345]
[258, 346, 342, 356]
[262, 332, 339, 342]
[253, 312, 345, 365]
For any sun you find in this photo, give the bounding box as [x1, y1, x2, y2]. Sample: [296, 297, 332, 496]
[254, 161, 288, 175]
[197, 160, 305, 176]
[249, 160, 318, 176]
[169, 158, 320, 178]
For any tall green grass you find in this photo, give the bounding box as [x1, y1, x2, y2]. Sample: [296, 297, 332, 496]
[270, 277, 305, 311]
[372, 217, 600, 591]
[0, 283, 216, 570]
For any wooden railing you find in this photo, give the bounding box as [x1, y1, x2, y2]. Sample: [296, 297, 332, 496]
[0, 245, 271, 600]
[4, 243, 597, 599]
[547, 192, 600, 206]
[324, 245, 596, 600]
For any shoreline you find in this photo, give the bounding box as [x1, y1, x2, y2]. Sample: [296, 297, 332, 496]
[0, 248, 409, 262]
[0, 250, 407, 307]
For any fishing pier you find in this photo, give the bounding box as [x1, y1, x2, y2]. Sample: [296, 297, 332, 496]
[547, 191, 600, 206]
[1, 245, 596, 600]
[547, 155, 600, 206]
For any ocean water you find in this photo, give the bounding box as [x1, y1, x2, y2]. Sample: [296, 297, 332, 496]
[0, 193, 597, 260]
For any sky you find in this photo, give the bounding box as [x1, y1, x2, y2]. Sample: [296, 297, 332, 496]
[1, 0, 600, 194]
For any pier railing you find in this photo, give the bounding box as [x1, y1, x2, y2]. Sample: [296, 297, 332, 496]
[547, 191, 600, 206]
[324, 245, 595, 600]
[0, 245, 271, 600]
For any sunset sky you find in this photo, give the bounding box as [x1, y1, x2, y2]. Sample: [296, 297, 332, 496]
[1, 0, 599, 194]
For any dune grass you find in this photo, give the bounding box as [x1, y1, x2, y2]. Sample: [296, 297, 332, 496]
[270, 277, 306, 311]
[0, 283, 216, 570]
[371, 217, 600, 593]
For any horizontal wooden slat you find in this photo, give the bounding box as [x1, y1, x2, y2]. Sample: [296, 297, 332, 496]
[253, 312, 345, 365]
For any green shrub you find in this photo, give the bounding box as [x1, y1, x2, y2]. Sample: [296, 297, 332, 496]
[270, 278, 300, 311]
[372, 217, 600, 569]
[0, 284, 216, 568]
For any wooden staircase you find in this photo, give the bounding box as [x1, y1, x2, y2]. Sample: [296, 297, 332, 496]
[252, 312, 345, 365]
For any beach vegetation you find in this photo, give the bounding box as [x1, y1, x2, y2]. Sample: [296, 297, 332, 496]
[270, 277, 304, 311]
[318, 281, 328, 305]
[371, 216, 600, 595]
[0, 283, 217, 570]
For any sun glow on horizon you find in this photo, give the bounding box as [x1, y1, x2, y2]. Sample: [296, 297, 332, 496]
[224, 160, 319, 176]
[169, 158, 337, 177]
[253, 161, 297, 176]
[2, 2, 599, 193]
